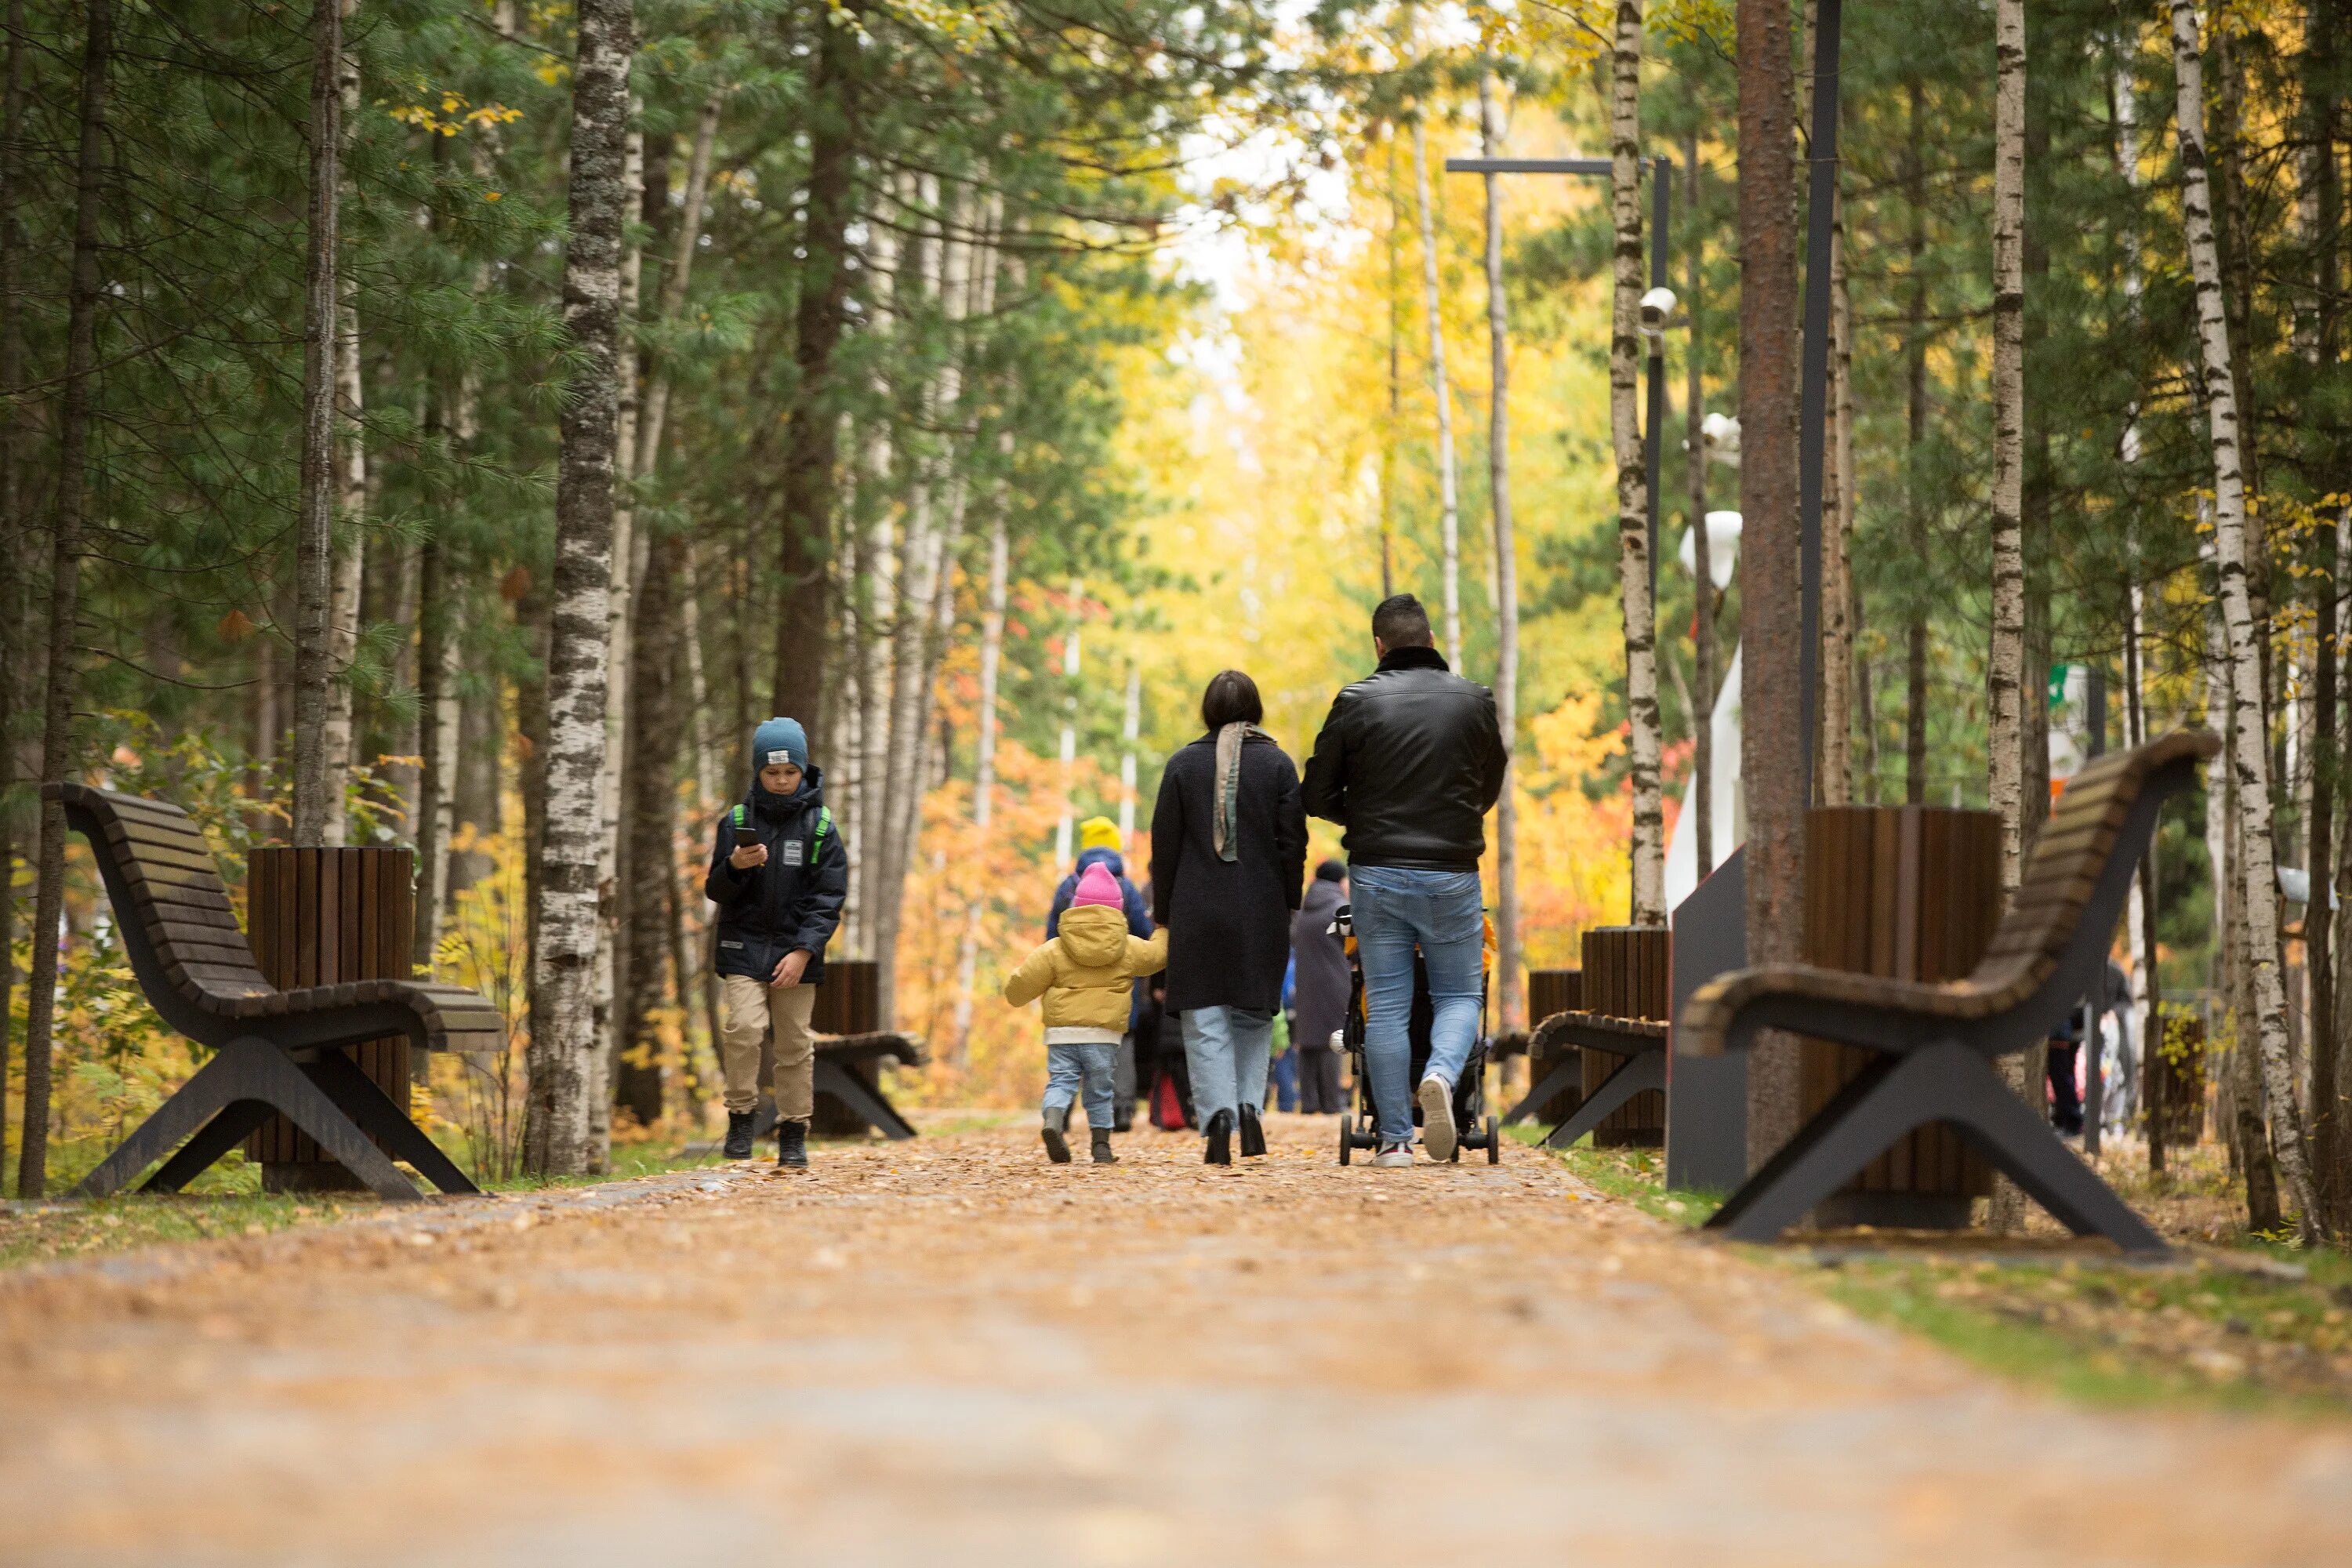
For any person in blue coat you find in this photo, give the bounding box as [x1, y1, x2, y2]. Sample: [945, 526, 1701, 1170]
[1047, 816, 1154, 1129]
[703, 717, 848, 1168]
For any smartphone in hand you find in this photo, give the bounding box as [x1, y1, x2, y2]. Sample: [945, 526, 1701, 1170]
[731, 805, 760, 849]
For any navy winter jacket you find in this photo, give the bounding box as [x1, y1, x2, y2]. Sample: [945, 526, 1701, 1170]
[704, 768, 848, 985]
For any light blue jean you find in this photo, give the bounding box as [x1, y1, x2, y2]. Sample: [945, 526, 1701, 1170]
[1043, 1041, 1119, 1130]
[1180, 1006, 1275, 1134]
[1350, 864, 1485, 1146]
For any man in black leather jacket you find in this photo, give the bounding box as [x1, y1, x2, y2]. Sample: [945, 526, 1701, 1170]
[1302, 594, 1506, 1166]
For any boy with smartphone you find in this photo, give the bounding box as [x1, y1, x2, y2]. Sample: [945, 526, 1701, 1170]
[705, 717, 848, 1166]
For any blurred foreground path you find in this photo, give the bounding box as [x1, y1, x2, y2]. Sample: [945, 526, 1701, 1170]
[2, 1117, 2349, 1566]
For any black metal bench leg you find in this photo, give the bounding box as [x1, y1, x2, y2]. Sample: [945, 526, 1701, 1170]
[1501, 1053, 1586, 1127]
[1542, 1050, 1666, 1149]
[141, 1098, 273, 1193]
[1932, 1053, 2168, 1256]
[302, 1047, 482, 1196]
[813, 1059, 917, 1140]
[73, 1038, 421, 1202]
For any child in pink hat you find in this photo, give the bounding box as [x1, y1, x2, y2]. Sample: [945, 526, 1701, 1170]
[1004, 863, 1167, 1163]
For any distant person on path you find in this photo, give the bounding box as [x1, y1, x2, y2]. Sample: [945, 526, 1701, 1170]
[1149, 670, 1308, 1164]
[1004, 862, 1168, 1163]
[705, 717, 848, 1169]
[1303, 595, 1506, 1167]
[1047, 815, 1155, 1130]
[1288, 859, 1351, 1114]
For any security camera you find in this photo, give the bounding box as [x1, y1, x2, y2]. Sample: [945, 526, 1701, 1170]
[1639, 286, 1679, 328]
[1701, 411, 1741, 467]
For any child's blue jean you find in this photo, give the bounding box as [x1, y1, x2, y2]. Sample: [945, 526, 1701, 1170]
[1043, 1041, 1119, 1130]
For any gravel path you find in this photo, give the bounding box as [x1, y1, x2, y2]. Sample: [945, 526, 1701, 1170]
[2, 1117, 2347, 1566]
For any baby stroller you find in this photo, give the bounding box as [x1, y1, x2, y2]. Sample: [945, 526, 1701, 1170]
[1333, 902, 1501, 1164]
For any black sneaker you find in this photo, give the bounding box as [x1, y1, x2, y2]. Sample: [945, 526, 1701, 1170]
[723, 1111, 754, 1160]
[1238, 1102, 1266, 1158]
[1203, 1109, 1233, 1166]
[1091, 1130, 1116, 1164]
[776, 1120, 808, 1168]
[1042, 1104, 1073, 1164]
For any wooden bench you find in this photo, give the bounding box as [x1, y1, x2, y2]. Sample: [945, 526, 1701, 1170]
[1679, 731, 2216, 1255]
[49, 783, 499, 1201]
[1507, 930, 1669, 1149]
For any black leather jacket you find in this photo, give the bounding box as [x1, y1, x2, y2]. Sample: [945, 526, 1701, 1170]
[1301, 646, 1508, 870]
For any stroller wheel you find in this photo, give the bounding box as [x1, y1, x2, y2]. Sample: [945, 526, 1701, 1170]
[1485, 1116, 1501, 1164]
[1338, 1117, 1353, 1166]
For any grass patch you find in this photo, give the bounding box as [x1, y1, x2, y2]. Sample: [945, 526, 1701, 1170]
[1521, 1121, 2352, 1416]
[0, 1192, 365, 1271]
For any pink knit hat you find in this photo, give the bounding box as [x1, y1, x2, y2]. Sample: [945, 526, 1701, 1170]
[1072, 862, 1122, 908]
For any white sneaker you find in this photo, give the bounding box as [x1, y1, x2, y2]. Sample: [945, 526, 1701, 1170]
[1373, 1142, 1415, 1168]
[1417, 1076, 1457, 1163]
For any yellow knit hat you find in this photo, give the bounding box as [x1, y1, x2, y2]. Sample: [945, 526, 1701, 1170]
[1076, 816, 1122, 855]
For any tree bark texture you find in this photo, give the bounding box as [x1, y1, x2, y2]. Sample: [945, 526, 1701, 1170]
[1410, 115, 1462, 667]
[318, 4, 366, 848]
[2171, 0, 2325, 1240]
[1735, 0, 1804, 1166]
[290, 0, 343, 847]
[0, 0, 27, 1191]
[770, 5, 859, 746]
[1903, 78, 1929, 806]
[1987, 0, 2027, 895]
[950, 510, 1011, 1062]
[1609, 3, 1663, 926]
[618, 526, 682, 1127]
[525, 0, 633, 1177]
[1479, 71, 1523, 1029]
[1820, 161, 1854, 805]
[17, 0, 109, 1199]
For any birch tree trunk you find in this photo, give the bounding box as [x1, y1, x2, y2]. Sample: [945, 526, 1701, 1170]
[1609, 3, 1664, 925]
[1735, 0, 1805, 1163]
[525, 0, 633, 1177]
[1820, 168, 1854, 804]
[1987, 0, 2027, 895]
[317, 2, 367, 847]
[1479, 71, 1523, 1028]
[2171, 0, 2325, 1240]
[290, 0, 343, 847]
[1410, 115, 1462, 666]
[949, 511, 1010, 1063]
[16, 0, 108, 1199]
[1685, 131, 1714, 878]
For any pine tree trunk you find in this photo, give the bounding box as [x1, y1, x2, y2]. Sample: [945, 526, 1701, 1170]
[617, 527, 682, 1127]
[1735, 0, 1805, 1164]
[0, 0, 26, 1192]
[770, 2, 859, 744]
[1609, 3, 1664, 925]
[525, 0, 633, 1178]
[1479, 71, 1523, 1027]
[2171, 0, 2325, 1240]
[1685, 132, 1715, 878]
[1902, 80, 1929, 805]
[17, 0, 110, 1199]
[1410, 116, 1462, 667]
[290, 0, 343, 847]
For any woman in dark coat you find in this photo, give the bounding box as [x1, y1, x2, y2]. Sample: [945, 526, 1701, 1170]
[1150, 670, 1308, 1163]
[1289, 860, 1352, 1113]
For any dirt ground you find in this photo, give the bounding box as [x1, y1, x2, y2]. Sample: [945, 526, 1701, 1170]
[2, 1116, 2348, 1567]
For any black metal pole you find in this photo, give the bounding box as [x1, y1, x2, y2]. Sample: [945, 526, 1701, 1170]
[1797, 0, 1843, 807]
[1646, 156, 1669, 605]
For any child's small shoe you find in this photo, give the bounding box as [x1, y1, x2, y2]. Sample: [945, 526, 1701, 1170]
[1042, 1105, 1073, 1164]
[1091, 1129, 1116, 1164]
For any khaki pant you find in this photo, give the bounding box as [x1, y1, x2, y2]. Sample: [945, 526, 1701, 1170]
[720, 975, 818, 1120]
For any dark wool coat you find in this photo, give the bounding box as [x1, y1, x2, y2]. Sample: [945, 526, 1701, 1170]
[1149, 731, 1308, 1013]
[1288, 876, 1352, 1054]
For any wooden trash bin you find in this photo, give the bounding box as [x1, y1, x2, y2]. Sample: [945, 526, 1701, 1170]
[1523, 969, 1584, 1123]
[806, 960, 886, 1137]
[2152, 1014, 2207, 1148]
[244, 846, 417, 1192]
[1801, 806, 2000, 1228]
[1581, 927, 1669, 1146]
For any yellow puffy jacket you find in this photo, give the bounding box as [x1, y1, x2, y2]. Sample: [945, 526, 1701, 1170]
[1002, 904, 1168, 1033]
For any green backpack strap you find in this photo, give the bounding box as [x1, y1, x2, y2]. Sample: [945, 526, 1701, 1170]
[811, 806, 833, 858]
[731, 804, 749, 829]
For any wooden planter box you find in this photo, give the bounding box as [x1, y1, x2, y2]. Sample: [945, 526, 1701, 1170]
[1581, 928, 1668, 1146]
[1523, 968, 1584, 1123]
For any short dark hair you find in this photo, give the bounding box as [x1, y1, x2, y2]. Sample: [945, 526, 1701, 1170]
[1200, 669, 1263, 730]
[1372, 593, 1433, 649]
[1315, 858, 1347, 883]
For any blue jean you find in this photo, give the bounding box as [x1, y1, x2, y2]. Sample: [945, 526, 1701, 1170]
[1044, 1041, 1118, 1130]
[1180, 1007, 1274, 1133]
[1272, 1047, 1299, 1112]
[1350, 864, 1484, 1145]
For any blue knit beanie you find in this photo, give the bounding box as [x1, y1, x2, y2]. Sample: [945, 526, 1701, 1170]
[751, 717, 808, 772]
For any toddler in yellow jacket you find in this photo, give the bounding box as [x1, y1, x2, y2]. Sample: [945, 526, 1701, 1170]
[1004, 862, 1168, 1163]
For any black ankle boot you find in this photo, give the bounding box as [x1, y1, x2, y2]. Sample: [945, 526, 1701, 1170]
[776, 1120, 808, 1168]
[1042, 1105, 1073, 1163]
[723, 1110, 754, 1160]
[1239, 1102, 1266, 1157]
[1091, 1129, 1116, 1164]
[1203, 1109, 1233, 1166]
